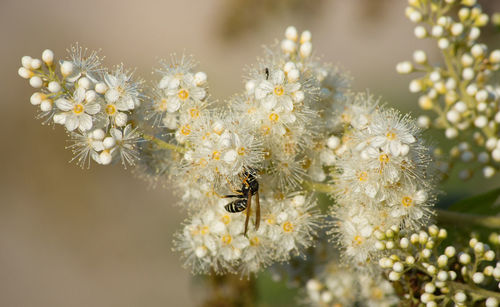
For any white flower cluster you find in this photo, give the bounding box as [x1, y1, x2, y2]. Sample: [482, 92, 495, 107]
[328, 93, 435, 265]
[377, 225, 500, 307]
[399, 0, 500, 179]
[173, 193, 320, 276]
[304, 264, 398, 307]
[18, 45, 143, 168]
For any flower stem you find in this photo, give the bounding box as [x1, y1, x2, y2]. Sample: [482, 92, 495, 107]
[141, 133, 187, 153]
[448, 281, 500, 301]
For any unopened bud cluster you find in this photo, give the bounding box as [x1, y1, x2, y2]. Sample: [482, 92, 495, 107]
[378, 224, 500, 306]
[399, 0, 500, 179]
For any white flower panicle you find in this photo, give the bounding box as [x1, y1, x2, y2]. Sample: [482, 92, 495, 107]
[20, 26, 444, 284]
[329, 93, 435, 265]
[173, 193, 321, 276]
[19, 45, 144, 168]
[304, 264, 399, 307]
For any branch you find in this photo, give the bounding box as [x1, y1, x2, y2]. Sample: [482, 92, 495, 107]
[436, 209, 500, 229]
[141, 133, 187, 153]
[448, 281, 500, 301]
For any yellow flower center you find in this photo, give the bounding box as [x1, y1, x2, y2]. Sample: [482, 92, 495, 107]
[247, 107, 256, 114]
[200, 226, 209, 235]
[105, 104, 116, 115]
[353, 235, 363, 245]
[261, 125, 271, 135]
[189, 108, 200, 118]
[402, 196, 413, 207]
[379, 154, 390, 164]
[158, 98, 168, 111]
[237, 147, 246, 155]
[358, 171, 368, 181]
[198, 158, 207, 167]
[266, 216, 276, 225]
[180, 125, 191, 135]
[222, 234, 232, 245]
[274, 85, 284, 96]
[221, 215, 231, 224]
[212, 151, 220, 160]
[269, 113, 279, 123]
[73, 104, 84, 114]
[386, 131, 397, 140]
[283, 221, 294, 232]
[177, 89, 189, 100]
[250, 236, 260, 246]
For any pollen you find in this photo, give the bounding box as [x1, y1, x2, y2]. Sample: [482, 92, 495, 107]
[222, 234, 232, 245]
[212, 151, 220, 160]
[358, 171, 368, 181]
[177, 89, 189, 100]
[189, 108, 200, 118]
[237, 147, 246, 155]
[73, 104, 84, 114]
[283, 221, 294, 232]
[402, 196, 413, 207]
[269, 113, 279, 123]
[386, 131, 397, 140]
[379, 154, 390, 164]
[105, 104, 116, 115]
[274, 85, 284, 96]
[180, 124, 191, 135]
[353, 235, 363, 245]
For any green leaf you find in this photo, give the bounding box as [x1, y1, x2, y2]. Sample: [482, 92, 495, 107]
[447, 186, 500, 215]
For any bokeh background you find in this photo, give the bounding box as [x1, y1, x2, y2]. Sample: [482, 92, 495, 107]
[1, 1, 500, 306]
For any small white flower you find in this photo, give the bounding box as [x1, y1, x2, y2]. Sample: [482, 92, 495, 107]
[55, 88, 100, 131]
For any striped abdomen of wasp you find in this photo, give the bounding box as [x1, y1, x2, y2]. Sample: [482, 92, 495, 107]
[223, 170, 260, 236]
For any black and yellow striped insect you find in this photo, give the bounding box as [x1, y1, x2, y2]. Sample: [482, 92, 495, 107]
[223, 169, 260, 236]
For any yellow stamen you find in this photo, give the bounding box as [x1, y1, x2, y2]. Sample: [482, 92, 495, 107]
[358, 171, 368, 181]
[353, 235, 363, 245]
[181, 124, 191, 135]
[283, 221, 294, 232]
[189, 108, 200, 118]
[237, 147, 246, 155]
[105, 104, 116, 115]
[250, 236, 260, 246]
[222, 234, 232, 245]
[177, 89, 189, 100]
[212, 151, 220, 160]
[386, 131, 397, 140]
[261, 125, 271, 135]
[73, 104, 84, 114]
[221, 215, 231, 225]
[274, 85, 284, 96]
[269, 113, 279, 123]
[158, 98, 168, 111]
[200, 226, 209, 235]
[402, 196, 413, 207]
[379, 154, 390, 164]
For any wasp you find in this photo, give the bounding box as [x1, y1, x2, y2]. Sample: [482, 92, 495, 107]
[223, 169, 260, 236]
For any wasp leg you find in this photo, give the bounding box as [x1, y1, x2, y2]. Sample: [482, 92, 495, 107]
[255, 191, 260, 231]
[244, 193, 252, 237]
[224, 175, 243, 195]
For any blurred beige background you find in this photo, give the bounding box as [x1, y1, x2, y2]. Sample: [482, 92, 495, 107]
[2, 1, 497, 306]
